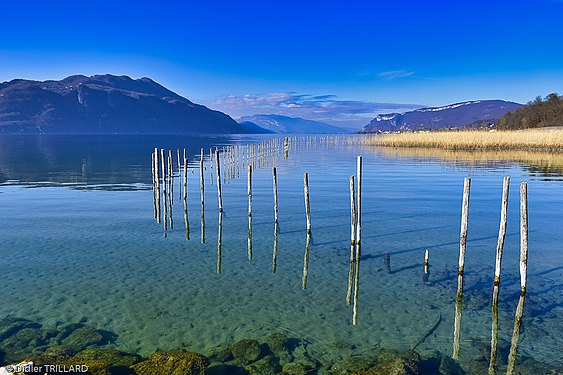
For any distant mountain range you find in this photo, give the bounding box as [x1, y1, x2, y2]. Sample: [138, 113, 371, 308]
[363, 100, 522, 132]
[239, 114, 348, 134]
[0, 74, 265, 134]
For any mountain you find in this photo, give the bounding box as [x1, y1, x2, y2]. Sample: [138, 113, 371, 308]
[238, 121, 276, 134]
[363, 100, 522, 132]
[0, 74, 266, 134]
[239, 114, 349, 134]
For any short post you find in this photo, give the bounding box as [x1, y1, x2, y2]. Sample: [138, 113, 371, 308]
[167, 154, 174, 229]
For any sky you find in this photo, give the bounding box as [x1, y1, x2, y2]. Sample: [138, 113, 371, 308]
[1, 0, 562, 129]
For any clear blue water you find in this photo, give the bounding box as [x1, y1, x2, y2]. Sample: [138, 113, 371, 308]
[0, 135, 561, 370]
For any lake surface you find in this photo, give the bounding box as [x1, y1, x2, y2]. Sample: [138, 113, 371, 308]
[0, 134, 561, 372]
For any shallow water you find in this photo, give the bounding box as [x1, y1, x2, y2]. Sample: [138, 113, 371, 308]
[0, 135, 561, 370]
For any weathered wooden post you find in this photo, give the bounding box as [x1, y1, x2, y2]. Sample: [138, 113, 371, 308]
[217, 211, 223, 274]
[183, 156, 190, 240]
[519, 182, 528, 295]
[247, 164, 253, 260]
[209, 147, 214, 185]
[215, 149, 223, 213]
[167, 154, 174, 229]
[302, 173, 312, 289]
[200, 148, 205, 244]
[488, 176, 510, 374]
[154, 148, 161, 224]
[453, 177, 471, 360]
[423, 249, 430, 282]
[346, 175, 356, 306]
[353, 156, 362, 325]
[506, 293, 526, 375]
[272, 167, 279, 273]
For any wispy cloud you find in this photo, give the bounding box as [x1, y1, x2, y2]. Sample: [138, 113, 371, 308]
[201, 92, 423, 130]
[378, 70, 416, 80]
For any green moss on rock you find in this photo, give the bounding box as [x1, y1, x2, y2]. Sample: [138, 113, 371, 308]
[131, 352, 209, 375]
[265, 333, 290, 354]
[61, 326, 104, 353]
[230, 339, 261, 365]
[75, 348, 141, 367]
[244, 355, 281, 375]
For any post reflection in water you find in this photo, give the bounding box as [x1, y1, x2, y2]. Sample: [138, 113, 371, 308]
[217, 212, 223, 274]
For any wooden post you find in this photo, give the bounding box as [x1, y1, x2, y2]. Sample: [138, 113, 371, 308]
[353, 156, 362, 325]
[458, 177, 471, 281]
[453, 177, 470, 359]
[152, 152, 157, 219]
[424, 249, 429, 274]
[346, 175, 356, 306]
[154, 148, 161, 224]
[273, 167, 279, 225]
[183, 156, 190, 240]
[302, 173, 311, 289]
[162, 150, 168, 237]
[177, 149, 181, 202]
[520, 182, 528, 295]
[493, 176, 510, 294]
[209, 147, 214, 185]
[247, 164, 253, 260]
[272, 167, 279, 273]
[200, 148, 205, 244]
[215, 149, 223, 213]
[167, 155, 174, 229]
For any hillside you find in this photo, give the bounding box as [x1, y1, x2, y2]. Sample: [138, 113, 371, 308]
[496, 93, 562, 129]
[363, 100, 522, 132]
[0, 75, 265, 134]
[239, 114, 348, 134]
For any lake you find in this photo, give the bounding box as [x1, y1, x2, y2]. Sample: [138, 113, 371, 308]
[0, 134, 561, 373]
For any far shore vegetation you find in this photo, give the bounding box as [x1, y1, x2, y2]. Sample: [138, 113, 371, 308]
[360, 93, 562, 152]
[363, 128, 562, 151]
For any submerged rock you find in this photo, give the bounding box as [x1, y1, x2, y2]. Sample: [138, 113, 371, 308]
[61, 326, 105, 353]
[244, 355, 281, 375]
[438, 355, 465, 375]
[0, 327, 58, 363]
[131, 352, 209, 375]
[0, 317, 41, 341]
[265, 333, 290, 354]
[330, 355, 378, 373]
[207, 347, 233, 363]
[74, 348, 141, 367]
[230, 339, 262, 365]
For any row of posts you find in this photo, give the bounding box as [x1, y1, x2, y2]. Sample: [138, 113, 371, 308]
[151, 138, 531, 371]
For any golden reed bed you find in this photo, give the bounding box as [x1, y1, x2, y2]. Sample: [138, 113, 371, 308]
[363, 128, 563, 151]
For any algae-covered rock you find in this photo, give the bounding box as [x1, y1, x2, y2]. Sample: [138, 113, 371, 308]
[61, 326, 104, 353]
[244, 355, 281, 375]
[205, 363, 249, 375]
[281, 361, 314, 375]
[265, 332, 290, 354]
[0, 327, 58, 363]
[75, 348, 141, 367]
[330, 355, 378, 373]
[438, 355, 465, 375]
[207, 347, 233, 363]
[230, 339, 261, 365]
[66, 359, 111, 375]
[0, 317, 40, 341]
[366, 355, 419, 375]
[132, 352, 209, 375]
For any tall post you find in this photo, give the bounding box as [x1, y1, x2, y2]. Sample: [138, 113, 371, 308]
[520, 182, 528, 295]
[183, 156, 190, 241]
[453, 177, 471, 359]
[302, 173, 311, 289]
[214, 149, 223, 213]
[353, 156, 362, 325]
[200, 148, 205, 244]
[247, 165, 253, 260]
[346, 175, 356, 306]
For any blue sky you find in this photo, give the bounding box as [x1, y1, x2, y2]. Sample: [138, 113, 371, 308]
[1, 0, 562, 128]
